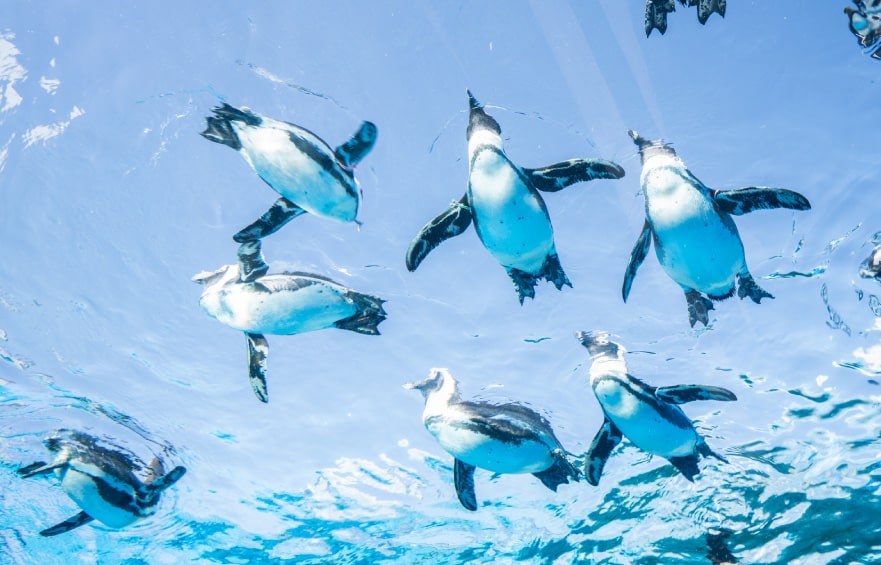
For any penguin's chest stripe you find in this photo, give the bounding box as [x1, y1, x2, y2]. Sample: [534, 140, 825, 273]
[61, 468, 144, 527]
[593, 377, 696, 458]
[425, 415, 553, 474]
[235, 126, 356, 200]
[468, 149, 554, 267]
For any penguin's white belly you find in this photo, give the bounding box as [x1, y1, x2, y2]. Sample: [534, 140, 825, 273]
[200, 280, 356, 335]
[234, 125, 358, 222]
[426, 416, 553, 474]
[59, 466, 141, 528]
[645, 170, 745, 295]
[469, 154, 554, 273]
[593, 378, 697, 459]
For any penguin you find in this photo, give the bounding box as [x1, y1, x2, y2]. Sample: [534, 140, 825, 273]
[193, 239, 386, 403]
[405, 368, 580, 510]
[644, 0, 726, 37]
[575, 331, 736, 484]
[405, 90, 625, 304]
[17, 430, 186, 536]
[846, 0, 881, 59]
[859, 244, 881, 281]
[623, 130, 811, 327]
[201, 103, 377, 242]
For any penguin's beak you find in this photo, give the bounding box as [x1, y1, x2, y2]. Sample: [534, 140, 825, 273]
[627, 130, 642, 144]
[575, 330, 615, 356]
[192, 265, 230, 285]
[466, 89, 481, 111]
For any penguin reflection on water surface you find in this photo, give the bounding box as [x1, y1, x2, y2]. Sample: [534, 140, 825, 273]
[623, 131, 811, 327]
[193, 240, 387, 403]
[859, 243, 881, 282]
[17, 430, 186, 536]
[405, 368, 580, 510]
[576, 331, 736, 484]
[201, 103, 377, 242]
[406, 90, 625, 304]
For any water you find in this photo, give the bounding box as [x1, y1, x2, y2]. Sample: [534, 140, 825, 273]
[1, 2, 880, 563]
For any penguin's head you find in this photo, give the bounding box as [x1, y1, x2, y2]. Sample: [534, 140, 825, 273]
[575, 330, 624, 360]
[404, 368, 457, 400]
[628, 130, 677, 165]
[192, 264, 239, 288]
[44, 429, 92, 455]
[466, 89, 502, 142]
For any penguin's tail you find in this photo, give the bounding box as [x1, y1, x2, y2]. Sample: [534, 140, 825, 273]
[335, 293, 387, 335]
[699, 441, 729, 465]
[533, 449, 581, 492]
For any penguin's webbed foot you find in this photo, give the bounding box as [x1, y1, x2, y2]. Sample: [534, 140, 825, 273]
[645, 0, 676, 37]
[736, 273, 773, 304]
[507, 268, 538, 304]
[684, 290, 714, 327]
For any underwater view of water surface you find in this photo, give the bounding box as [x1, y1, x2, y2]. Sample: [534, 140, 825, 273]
[2, 2, 881, 563]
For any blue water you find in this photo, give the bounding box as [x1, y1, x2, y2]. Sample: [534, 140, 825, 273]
[2, 2, 881, 563]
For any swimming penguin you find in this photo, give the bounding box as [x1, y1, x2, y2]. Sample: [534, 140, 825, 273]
[201, 103, 377, 242]
[575, 331, 735, 484]
[17, 430, 186, 536]
[405, 90, 625, 304]
[859, 244, 881, 281]
[193, 239, 387, 403]
[623, 130, 811, 327]
[644, 0, 726, 37]
[405, 368, 580, 510]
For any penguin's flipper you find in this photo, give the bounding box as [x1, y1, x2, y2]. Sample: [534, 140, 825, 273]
[147, 466, 187, 494]
[584, 418, 623, 486]
[668, 454, 700, 481]
[696, 0, 726, 24]
[684, 289, 714, 327]
[246, 332, 269, 403]
[736, 272, 773, 304]
[453, 458, 478, 511]
[655, 384, 737, 404]
[405, 196, 473, 272]
[233, 197, 307, 243]
[712, 187, 810, 216]
[237, 241, 270, 283]
[524, 158, 625, 193]
[645, 0, 676, 37]
[333, 292, 387, 335]
[17, 461, 64, 478]
[40, 511, 95, 537]
[533, 449, 581, 492]
[623, 221, 653, 302]
[334, 121, 378, 168]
